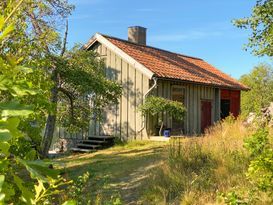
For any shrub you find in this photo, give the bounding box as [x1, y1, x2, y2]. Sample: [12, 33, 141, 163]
[139, 96, 186, 136]
[219, 126, 273, 204]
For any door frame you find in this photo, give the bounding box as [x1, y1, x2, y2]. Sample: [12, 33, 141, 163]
[200, 99, 212, 133]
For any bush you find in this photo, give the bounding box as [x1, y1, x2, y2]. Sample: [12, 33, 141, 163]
[138, 96, 186, 136]
[219, 127, 273, 204]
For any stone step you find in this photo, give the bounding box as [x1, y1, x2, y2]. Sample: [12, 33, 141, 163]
[78, 139, 107, 144]
[70, 147, 95, 153]
[88, 135, 115, 140]
[71, 136, 115, 153]
[76, 144, 101, 149]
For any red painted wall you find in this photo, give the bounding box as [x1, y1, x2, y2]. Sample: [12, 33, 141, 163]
[221, 89, 241, 117]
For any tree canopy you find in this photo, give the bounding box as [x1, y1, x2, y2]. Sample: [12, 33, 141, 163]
[1, 0, 122, 156]
[234, 0, 273, 56]
[139, 96, 186, 136]
[240, 64, 273, 115]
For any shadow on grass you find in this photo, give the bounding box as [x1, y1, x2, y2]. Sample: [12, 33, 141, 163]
[53, 144, 166, 204]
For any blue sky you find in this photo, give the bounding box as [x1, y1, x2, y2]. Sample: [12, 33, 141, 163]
[67, 0, 268, 79]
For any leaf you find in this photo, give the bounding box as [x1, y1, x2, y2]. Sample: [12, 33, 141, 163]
[5, 117, 20, 132]
[0, 142, 10, 155]
[17, 66, 33, 74]
[0, 76, 10, 91]
[0, 175, 5, 192]
[11, 85, 37, 96]
[0, 193, 5, 202]
[25, 149, 37, 160]
[0, 175, 6, 203]
[0, 16, 4, 31]
[0, 118, 22, 139]
[0, 101, 33, 117]
[34, 180, 45, 200]
[17, 159, 60, 182]
[17, 159, 48, 182]
[13, 175, 34, 204]
[0, 129, 11, 141]
[0, 23, 14, 41]
[62, 200, 77, 205]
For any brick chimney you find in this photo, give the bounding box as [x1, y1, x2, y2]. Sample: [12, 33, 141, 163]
[128, 26, 147, 45]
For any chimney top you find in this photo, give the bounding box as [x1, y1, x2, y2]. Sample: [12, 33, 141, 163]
[128, 26, 147, 45]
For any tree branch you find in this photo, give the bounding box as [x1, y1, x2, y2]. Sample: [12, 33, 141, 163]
[4, 0, 24, 24]
[27, 11, 50, 54]
[58, 87, 75, 121]
[60, 19, 68, 57]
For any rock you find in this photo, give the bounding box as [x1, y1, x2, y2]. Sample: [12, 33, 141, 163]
[244, 102, 273, 127]
[246, 112, 256, 124]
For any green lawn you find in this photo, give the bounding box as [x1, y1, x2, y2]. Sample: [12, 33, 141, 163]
[52, 141, 168, 204]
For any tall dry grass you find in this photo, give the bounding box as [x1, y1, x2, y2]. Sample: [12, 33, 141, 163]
[142, 116, 256, 205]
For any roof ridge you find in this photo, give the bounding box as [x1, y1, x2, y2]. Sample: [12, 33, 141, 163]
[99, 33, 203, 61]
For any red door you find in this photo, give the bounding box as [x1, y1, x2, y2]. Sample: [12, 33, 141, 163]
[201, 101, 212, 133]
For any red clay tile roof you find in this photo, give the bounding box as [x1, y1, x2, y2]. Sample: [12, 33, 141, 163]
[102, 34, 248, 90]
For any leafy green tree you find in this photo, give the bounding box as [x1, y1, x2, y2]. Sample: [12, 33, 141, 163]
[1, 0, 74, 156]
[234, 0, 273, 57]
[56, 47, 122, 132]
[1, 0, 122, 157]
[0, 4, 75, 204]
[240, 64, 273, 115]
[139, 96, 186, 136]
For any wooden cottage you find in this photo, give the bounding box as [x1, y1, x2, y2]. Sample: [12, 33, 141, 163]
[84, 26, 248, 140]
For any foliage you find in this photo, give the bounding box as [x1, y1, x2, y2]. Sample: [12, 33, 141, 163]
[56, 47, 122, 132]
[240, 64, 273, 115]
[219, 191, 248, 205]
[0, 4, 74, 205]
[220, 127, 273, 205]
[139, 96, 186, 121]
[68, 172, 90, 204]
[234, 0, 273, 56]
[139, 96, 186, 135]
[0, 0, 74, 58]
[0, 0, 69, 155]
[1, 0, 122, 155]
[245, 128, 273, 196]
[233, 2, 273, 202]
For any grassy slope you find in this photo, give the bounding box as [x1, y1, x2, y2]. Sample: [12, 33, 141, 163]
[52, 117, 260, 204]
[53, 141, 168, 204]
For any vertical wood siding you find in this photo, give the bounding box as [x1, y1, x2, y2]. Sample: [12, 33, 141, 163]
[90, 42, 149, 140]
[148, 80, 220, 135]
[91, 42, 221, 139]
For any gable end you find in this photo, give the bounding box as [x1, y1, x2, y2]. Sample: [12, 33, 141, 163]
[85, 33, 154, 79]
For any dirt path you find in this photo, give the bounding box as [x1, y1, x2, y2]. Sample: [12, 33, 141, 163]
[55, 141, 167, 204]
[110, 159, 162, 204]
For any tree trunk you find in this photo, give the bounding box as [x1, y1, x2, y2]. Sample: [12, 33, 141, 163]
[159, 121, 164, 136]
[41, 71, 58, 157]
